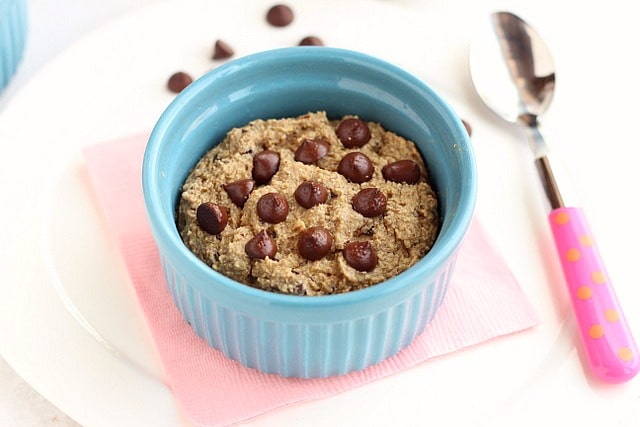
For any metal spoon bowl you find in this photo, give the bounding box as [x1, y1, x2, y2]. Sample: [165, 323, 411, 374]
[470, 12, 555, 123]
[469, 11, 638, 383]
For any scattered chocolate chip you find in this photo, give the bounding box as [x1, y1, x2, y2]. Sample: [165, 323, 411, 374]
[343, 241, 377, 271]
[336, 118, 371, 148]
[266, 4, 294, 27]
[212, 39, 234, 60]
[337, 152, 374, 183]
[245, 230, 277, 259]
[223, 178, 255, 208]
[257, 192, 289, 223]
[298, 227, 333, 261]
[294, 181, 328, 208]
[351, 188, 387, 217]
[167, 71, 193, 93]
[196, 202, 228, 235]
[294, 138, 330, 164]
[461, 119, 472, 136]
[298, 36, 324, 46]
[252, 150, 280, 184]
[382, 159, 421, 184]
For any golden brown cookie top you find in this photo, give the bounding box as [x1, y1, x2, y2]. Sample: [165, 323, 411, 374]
[178, 111, 439, 295]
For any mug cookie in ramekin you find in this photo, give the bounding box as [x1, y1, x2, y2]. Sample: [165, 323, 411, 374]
[143, 47, 477, 378]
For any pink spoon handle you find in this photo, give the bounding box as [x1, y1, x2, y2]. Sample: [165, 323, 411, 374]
[549, 207, 639, 382]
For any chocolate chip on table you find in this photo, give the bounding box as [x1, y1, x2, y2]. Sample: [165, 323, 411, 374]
[196, 202, 228, 235]
[167, 71, 193, 93]
[351, 188, 387, 217]
[298, 227, 333, 261]
[294, 181, 328, 208]
[252, 150, 280, 184]
[257, 192, 289, 223]
[266, 4, 294, 27]
[294, 138, 330, 164]
[337, 152, 374, 183]
[245, 230, 278, 259]
[336, 118, 371, 148]
[461, 119, 472, 137]
[298, 36, 324, 46]
[223, 178, 255, 207]
[212, 39, 234, 60]
[382, 159, 421, 184]
[343, 241, 377, 271]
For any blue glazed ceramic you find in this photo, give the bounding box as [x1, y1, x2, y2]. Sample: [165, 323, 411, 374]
[0, 0, 27, 92]
[143, 47, 476, 378]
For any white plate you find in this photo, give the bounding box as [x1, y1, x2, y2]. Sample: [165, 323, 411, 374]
[1, 0, 639, 426]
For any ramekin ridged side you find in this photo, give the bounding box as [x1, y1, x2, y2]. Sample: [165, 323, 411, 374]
[161, 253, 456, 378]
[0, 0, 28, 91]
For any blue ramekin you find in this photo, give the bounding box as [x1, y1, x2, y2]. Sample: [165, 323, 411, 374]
[0, 0, 27, 92]
[143, 47, 477, 378]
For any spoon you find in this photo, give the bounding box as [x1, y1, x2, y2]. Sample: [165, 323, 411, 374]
[469, 11, 639, 383]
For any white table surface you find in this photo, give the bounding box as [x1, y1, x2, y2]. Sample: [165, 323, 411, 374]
[0, 2, 160, 425]
[2, 0, 639, 426]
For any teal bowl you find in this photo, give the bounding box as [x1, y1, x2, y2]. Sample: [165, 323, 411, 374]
[0, 0, 27, 92]
[143, 47, 476, 378]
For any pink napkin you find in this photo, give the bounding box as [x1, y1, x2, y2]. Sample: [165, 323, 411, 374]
[83, 133, 539, 427]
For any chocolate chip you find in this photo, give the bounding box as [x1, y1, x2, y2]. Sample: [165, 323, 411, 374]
[245, 230, 277, 259]
[167, 71, 193, 93]
[337, 152, 374, 183]
[298, 36, 324, 46]
[343, 241, 377, 271]
[382, 159, 421, 184]
[223, 178, 255, 208]
[196, 202, 228, 235]
[257, 192, 289, 223]
[212, 39, 234, 60]
[252, 150, 280, 184]
[336, 118, 371, 148]
[294, 138, 330, 164]
[266, 4, 294, 27]
[461, 119, 472, 136]
[294, 181, 328, 208]
[351, 188, 387, 217]
[298, 227, 333, 261]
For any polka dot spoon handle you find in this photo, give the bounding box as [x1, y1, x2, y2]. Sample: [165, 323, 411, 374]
[549, 207, 639, 382]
